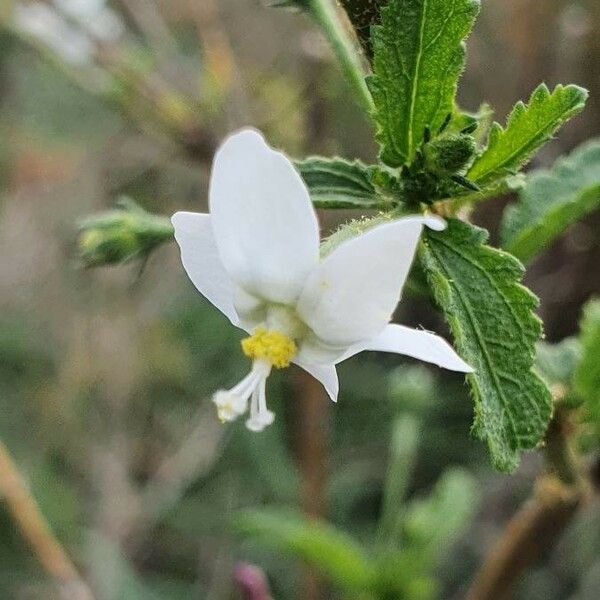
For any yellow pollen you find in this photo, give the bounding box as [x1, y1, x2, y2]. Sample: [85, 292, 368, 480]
[241, 327, 297, 369]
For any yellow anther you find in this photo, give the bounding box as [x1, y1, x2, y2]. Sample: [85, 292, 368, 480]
[241, 327, 297, 369]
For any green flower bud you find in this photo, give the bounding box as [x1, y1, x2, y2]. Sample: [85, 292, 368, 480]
[78, 198, 174, 267]
[423, 133, 476, 176]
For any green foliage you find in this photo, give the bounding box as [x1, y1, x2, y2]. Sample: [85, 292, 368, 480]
[235, 510, 376, 592]
[295, 156, 392, 209]
[536, 338, 581, 392]
[378, 415, 421, 545]
[401, 468, 477, 566]
[420, 219, 553, 471]
[237, 464, 478, 600]
[367, 0, 480, 167]
[78, 197, 174, 267]
[501, 139, 600, 261]
[468, 84, 588, 187]
[574, 299, 600, 431]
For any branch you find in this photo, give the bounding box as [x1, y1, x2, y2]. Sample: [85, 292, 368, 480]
[466, 408, 591, 600]
[0, 440, 96, 600]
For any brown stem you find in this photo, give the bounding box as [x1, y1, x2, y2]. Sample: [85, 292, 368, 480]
[466, 409, 590, 600]
[293, 368, 330, 600]
[0, 440, 95, 600]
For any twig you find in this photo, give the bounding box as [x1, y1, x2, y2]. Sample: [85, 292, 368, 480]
[466, 408, 591, 600]
[466, 476, 585, 600]
[0, 440, 96, 600]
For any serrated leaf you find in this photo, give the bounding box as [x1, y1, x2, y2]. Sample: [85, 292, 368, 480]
[468, 84, 588, 187]
[235, 510, 375, 591]
[420, 219, 552, 471]
[501, 139, 600, 261]
[367, 0, 480, 167]
[574, 299, 600, 429]
[295, 156, 390, 209]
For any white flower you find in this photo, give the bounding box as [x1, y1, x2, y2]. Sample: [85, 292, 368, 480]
[172, 129, 472, 431]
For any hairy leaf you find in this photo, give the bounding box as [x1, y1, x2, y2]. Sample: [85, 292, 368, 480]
[574, 299, 600, 429]
[296, 156, 390, 209]
[501, 139, 600, 261]
[468, 84, 588, 187]
[367, 0, 480, 167]
[235, 510, 374, 591]
[420, 219, 552, 471]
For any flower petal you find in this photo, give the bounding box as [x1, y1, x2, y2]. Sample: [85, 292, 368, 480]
[295, 359, 339, 402]
[342, 324, 473, 372]
[297, 216, 445, 346]
[172, 211, 239, 325]
[209, 129, 320, 305]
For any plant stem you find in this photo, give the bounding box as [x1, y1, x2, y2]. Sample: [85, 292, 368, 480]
[465, 476, 584, 600]
[466, 409, 589, 600]
[293, 368, 330, 600]
[308, 0, 374, 115]
[0, 440, 95, 600]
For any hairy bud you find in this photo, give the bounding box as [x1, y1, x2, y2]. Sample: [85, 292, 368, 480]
[78, 197, 174, 267]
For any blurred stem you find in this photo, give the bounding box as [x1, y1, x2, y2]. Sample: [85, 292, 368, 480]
[0, 440, 96, 600]
[307, 0, 374, 115]
[377, 415, 420, 548]
[466, 408, 590, 600]
[293, 368, 330, 600]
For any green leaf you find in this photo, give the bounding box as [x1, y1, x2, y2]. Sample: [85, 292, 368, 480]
[378, 415, 421, 546]
[536, 338, 581, 389]
[467, 84, 588, 187]
[420, 219, 552, 471]
[235, 510, 375, 591]
[574, 299, 600, 429]
[295, 156, 390, 209]
[501, 139, 600, 261]
[367, 0, 480, 167]
[402, 468, 478, 565]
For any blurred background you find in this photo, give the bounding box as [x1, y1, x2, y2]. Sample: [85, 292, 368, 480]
[0, 1, 599, 599]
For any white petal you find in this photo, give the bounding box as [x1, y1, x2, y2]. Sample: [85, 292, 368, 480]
[297, 216, 445, 347]
[172, 211, 239, 325]
[294, 359, 339, 402]
[209, 129, 320, 305]
[295, 334, 348, 366]
[342, 324, 473, 372]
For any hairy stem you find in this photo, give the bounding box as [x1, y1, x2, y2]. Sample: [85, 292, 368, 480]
[0, 440, 95, 600]
[308, 0, 374, 114]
